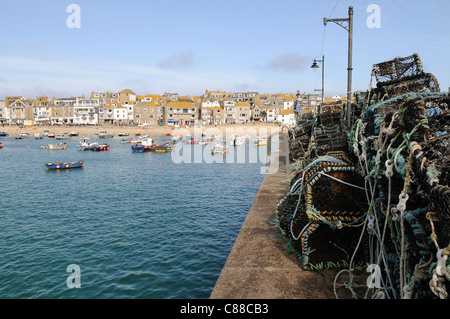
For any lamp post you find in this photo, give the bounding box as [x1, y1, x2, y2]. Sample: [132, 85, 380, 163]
[311, 55, 324, 114]
[323, 6, 353, 129]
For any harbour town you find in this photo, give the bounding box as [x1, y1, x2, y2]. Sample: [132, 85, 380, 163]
[0, 1, 448, 306]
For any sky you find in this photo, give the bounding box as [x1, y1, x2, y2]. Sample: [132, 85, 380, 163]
[0, 0, 448, 99]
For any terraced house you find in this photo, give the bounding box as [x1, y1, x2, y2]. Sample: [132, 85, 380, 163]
[73, 98, 100, 125]
[6, 96, 34, 126]
[52, 97, 76, 124]
[200, 100, 224, 125]
[165, 101, 198, 126]
[133, 100, 159, 127]
[234, 102, 251, 123]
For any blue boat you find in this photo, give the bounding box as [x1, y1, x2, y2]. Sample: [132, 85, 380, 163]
[45, 161, 84, 169]
[131, 137, 155, 152]
[0, 132, 8, 136]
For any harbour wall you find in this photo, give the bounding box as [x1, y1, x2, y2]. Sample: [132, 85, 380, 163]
[210, 133, 352, 299]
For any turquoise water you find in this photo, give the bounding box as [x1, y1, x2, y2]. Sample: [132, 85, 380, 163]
[0, 135, 266, 298]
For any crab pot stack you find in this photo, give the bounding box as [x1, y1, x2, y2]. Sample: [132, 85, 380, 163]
[349, 53, 448, 299]
[276, 151, 368, 270]
[277, 53, 449, 299]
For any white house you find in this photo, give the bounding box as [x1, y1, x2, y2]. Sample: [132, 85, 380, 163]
[261, 105, 281, 123]
[73, 98, 99, 125]
[277, 109, 296, 127]
[113, 105, 128, 124]
[0, 100, 10, 124]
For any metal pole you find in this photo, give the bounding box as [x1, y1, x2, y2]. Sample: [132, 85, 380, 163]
[346, 6, 353, 129]
[322, 55, 325, 105]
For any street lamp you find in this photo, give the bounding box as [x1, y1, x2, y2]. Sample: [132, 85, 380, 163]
[323, 6, 353, 129]
[311, 55, 325, 113]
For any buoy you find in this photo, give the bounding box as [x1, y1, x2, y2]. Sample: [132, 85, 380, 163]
[160, 163, 162, 166]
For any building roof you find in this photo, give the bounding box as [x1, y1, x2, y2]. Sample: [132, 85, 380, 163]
[235, 102, 250, 107]
[118, 89, 135, 94]
[135, 101, 158, 108]
[166, 101, 197, 108]
[280, 109, 295, 115]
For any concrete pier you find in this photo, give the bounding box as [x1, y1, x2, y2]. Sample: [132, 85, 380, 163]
[210, 135, 364, 299]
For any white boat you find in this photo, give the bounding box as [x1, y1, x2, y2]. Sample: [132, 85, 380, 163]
[43, 130, 49, 137]
[117, 132, 129, 137]
[211, 143, 227, 154]
[69, 131, 79, 136]
[47, 142, 67, 150]
[79, 137, 91, 150]
[98, 130, 114, 138]
[56, 132, 70, 139]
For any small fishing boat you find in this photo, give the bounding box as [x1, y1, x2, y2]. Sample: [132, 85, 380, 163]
[14, 135, 24, 139]
[211, 143, 227, 154]
[56, 132, 70, 139]
[131, 137, 155, 152]
[89, 143, 110, 151]
[43, 130, 49, 137]
[47, 132, 56, 138]
[0, 142, 3, 149]
[34, 133, 43, 139]
[20, 132, 30, 138]
[98, 130, 114, 138]
[78, 137, 110, 151]
[69, 131, 79, 137]
[45, 160, 84, 170]
[47, 142, 67, 150]
[153, 144, 174, 152]
[117, 132, 129, 137]
[254, 136, 268, 146]
[0, 132, 8, 136]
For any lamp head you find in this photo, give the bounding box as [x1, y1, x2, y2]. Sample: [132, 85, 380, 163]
[311, 60, 319, 71]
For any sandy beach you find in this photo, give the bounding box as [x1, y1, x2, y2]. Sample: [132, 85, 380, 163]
[2, 123, 281, 137]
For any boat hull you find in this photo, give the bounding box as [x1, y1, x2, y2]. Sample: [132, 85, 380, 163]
[45, 161, 84, 169]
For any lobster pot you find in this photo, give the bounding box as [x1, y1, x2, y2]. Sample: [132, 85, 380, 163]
[276, 152, 368, 270]
[310, 132, 349, 157]
[319, 112, 342, 127]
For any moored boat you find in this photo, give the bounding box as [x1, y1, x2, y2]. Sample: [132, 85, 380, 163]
[56, 132, 70, 139]
[153, 144, 174, 152]
[47, 132, 56, 138]
[0, 132, 8, 136]
[47, 142, 67, 150]
[211, 143, 227, 154]
[117, 132, 129, 137]
[89, 143, 111, 151]
[0, 142, 3, 149]
[98, 130, 114, 138]
[69, 131, 79, 137]
[45, 160, 84, 169]
[131, 137, 155, 152]
[34, 133, 43, 139]
[78, 137, 110, 151]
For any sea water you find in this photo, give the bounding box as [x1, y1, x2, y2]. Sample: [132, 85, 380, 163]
[0, 135, 267, 298]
